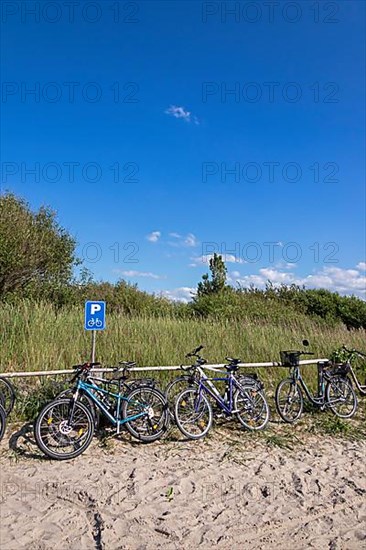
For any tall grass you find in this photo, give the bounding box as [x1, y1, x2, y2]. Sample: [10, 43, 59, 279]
[1, 301, 365, 389]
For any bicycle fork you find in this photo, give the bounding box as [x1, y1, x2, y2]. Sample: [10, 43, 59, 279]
[66, 387, 81, 426]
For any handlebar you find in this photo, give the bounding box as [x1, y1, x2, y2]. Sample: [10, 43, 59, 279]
[185, 345, 204, 358]
[71, 362, 101, 370]
[70, 361, 101, 382]
[181, 346, 207, 372]
[342, 346, 366, 358]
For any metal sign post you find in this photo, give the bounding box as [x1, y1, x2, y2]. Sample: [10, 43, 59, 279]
[90, 330, 97, 363]
[84, 301, 106, 362]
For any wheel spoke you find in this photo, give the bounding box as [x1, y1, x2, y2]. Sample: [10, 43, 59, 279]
[276, 379, 302, 423]
[174, 389, 212, 439]
[36, 399, 94, 459]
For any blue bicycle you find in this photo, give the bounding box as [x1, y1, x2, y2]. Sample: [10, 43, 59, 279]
[174, 347, 270, 439]
[34, 362, 169, 460]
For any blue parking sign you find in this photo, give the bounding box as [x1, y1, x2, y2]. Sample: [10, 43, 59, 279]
[85, 301, 106, 330]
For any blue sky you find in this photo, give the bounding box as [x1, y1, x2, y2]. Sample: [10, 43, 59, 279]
[1, 0, 365, 300]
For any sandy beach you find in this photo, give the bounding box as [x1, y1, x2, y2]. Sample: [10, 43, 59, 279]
[0, 422, 365, 550]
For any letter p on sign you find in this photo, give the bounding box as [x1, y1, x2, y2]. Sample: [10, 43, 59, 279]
[91, 303, 101, 315]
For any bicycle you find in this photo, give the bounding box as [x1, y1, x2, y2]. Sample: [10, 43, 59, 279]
[164, 346, 203, 420]
[336, 346, 366, 397]
[56, 361, 156, 428]
[173, 347, 269, 439]
[0, 403, 6, 442]
[275, 340, 358, 423]
[165, 346, 266, 421]
[0, 377, 16, 415]
[34, 362, 169, 460]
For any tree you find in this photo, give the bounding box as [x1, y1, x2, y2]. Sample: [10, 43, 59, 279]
[0, 193, 78, 299]
[197, 253, 227, 297]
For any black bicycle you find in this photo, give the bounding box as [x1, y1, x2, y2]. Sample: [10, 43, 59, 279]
[275, 340, 358, 423]
[0, 377, 16, 415]
[0, 403, 6, 442]
[164, 346, 203, 420]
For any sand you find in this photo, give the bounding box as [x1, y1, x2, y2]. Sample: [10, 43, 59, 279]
[0, 422, 365, 550]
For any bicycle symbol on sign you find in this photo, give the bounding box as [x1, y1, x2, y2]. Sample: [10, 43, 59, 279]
[87, 318, 103, 328]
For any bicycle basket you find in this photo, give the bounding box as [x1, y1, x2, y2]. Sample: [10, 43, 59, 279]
[280, 351, 301, 367]
[328, 362, 350, 377]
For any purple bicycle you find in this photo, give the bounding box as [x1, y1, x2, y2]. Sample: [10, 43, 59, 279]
[173, 346, 269, 440]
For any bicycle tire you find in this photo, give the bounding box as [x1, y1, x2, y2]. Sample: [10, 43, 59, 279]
[0, 377, 16, 415]
[326, 376, 358, 418]
[174, 388, 213, 440]
[0, 403, 6, 442]
[275, 378, 304, 423]
[122, 386, 169, 442]
[165, 376, 198, 420]
[56, 389, 100, 428]
[34, 398, 95, 460]
[234, 386, 270, 431]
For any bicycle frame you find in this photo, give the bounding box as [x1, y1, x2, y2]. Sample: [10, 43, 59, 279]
[286, 364, 327, 406]
[347, 364, 366, 396]
[194, 367, 250, 414]
[289, 363, 352, 407]
[71, 378, 149, 434]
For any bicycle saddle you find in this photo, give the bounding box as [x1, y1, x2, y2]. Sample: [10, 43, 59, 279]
[225, 358, 241, 372]
[225, 357, 241, 364]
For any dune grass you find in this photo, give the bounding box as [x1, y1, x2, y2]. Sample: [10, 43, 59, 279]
[1, 300, 365, 433]
[1, 300, 365, 386]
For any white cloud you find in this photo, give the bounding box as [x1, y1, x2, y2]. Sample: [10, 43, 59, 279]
[190, 253, 245, 267]
[160, 287, 196, 303]
[306, 267, 365, 294]
[116, 270, 166, 280]
[274, 261, 297, 270]
[165, 105, 199, 124]
[146, 231, 161, 243]
[184, 233, 198, 247]
[259, 268, 294, 284]
[230, 265, 366, 298]
[222, 254, 245, 264]
[169, 232, 199, 248]
[357, 262, 366, 271]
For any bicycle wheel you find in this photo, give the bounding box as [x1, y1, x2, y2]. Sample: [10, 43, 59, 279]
[275, 378, 303, 423]
[234, 386, 270, 431]
[34, 398, 95, 460]
[326, 376, 358, 418]
[122, 386, 169, 442]
[165, 376, 197, 420]
[56, 389, 100, 428]
[174, 388, 213, 440]
[0, 377, 15, 415]
[0, 403, 6, 442]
